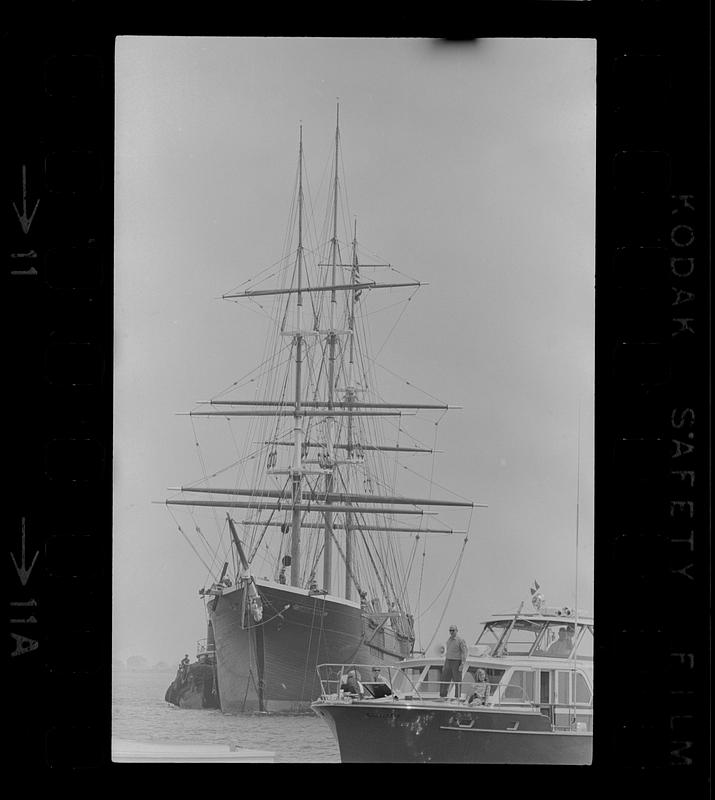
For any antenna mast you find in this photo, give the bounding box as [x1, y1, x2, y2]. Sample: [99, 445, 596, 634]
[574, 404, 581, 631]
[571, 404, 582, 725]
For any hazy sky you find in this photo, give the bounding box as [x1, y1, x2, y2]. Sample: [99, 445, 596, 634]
[114, 37, 596, 665]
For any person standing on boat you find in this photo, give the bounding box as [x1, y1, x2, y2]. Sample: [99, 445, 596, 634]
[440, 625, 468, 698]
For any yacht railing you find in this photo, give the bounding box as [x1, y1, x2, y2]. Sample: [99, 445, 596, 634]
[315, 663, 593, 732]
[195, 638, 215, 657]
[315, 663, 536, 707]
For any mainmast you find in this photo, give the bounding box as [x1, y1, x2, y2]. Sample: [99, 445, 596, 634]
[323, 102, 341, 596]
[290, 125, 305, 587]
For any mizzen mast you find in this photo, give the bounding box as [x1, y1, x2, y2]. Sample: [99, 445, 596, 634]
[344, 218, 360, 599]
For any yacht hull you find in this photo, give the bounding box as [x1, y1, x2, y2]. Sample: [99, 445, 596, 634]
[210, 582, 412, 712]
[312, 700, 592, 764]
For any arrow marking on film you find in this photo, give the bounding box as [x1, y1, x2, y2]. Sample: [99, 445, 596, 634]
[11, 517, 39, 586]
[12, 164, 41, 234]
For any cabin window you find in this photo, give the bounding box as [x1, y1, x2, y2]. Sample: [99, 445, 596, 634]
[540, 670, 551, 704]
[556, 671, 571, 704]
[574, 672, 592, 704]
[503, 670, 535, 702]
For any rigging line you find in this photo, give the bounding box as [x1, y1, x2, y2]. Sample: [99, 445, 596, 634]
[280, 252, 299, 332]
[177, 435, 279, 489]
[190, 416, 228, 553]
[356, 292, 421, 321]
[206, 341, 293, 400]
[400, 534, 420, 600]
[391, 425, 440, 613]
[227, 416, 243, 463]
[225, 295, 288, 327]
[226, 268, 282, 295]
[338, 145, 353, 244]
[188, 508, 225, 569]
[351, 506, 398, 605]
[388, 263, 423, 284]
[301, 156, 328, 275]
[350, 399, 435, 451]
[198, 353, 295, 411]
[417, 554, 461, 616]
[416, 510, 473, 620]
[399, 463, 476, 505]
[420, 535, 469, 653]
[280, 149, 301, 262]
[224, 251, 296, 295]
[410, 423, 443, 651]
[311, 145, 333, 240]
[415, 533, 427, 650]
[308, 542, 325, 587]
[366, 355, 451, 406]
[167, 506, 216, 578]
[390, 417, 403, 504]
[373, 294, 414, 360]
[299, 597, 320, 702]
[246, 494, 284, 563]
[326, 524, 362, 596]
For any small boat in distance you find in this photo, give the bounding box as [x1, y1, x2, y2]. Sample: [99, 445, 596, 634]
[311, 588, 593, 763]
[162, 105, 479, 712]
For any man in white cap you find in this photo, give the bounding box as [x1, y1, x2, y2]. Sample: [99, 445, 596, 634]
[440, 624, 468, 698]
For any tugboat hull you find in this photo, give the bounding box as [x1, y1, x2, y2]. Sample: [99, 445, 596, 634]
[164, 662, 220, 709]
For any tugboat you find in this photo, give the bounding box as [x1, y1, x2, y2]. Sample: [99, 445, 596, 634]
[164, 635, 220, 710]
[311, 587, 593, 763]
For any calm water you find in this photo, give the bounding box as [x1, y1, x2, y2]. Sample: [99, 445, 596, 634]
[112, 669, 340, 763]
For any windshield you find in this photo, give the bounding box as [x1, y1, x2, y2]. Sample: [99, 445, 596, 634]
[475, 619, 593, 659]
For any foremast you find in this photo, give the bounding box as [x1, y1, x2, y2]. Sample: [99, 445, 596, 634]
[323, 104, 340, 596]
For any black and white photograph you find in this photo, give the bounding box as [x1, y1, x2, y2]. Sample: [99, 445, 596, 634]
[112, 36, 596, 763]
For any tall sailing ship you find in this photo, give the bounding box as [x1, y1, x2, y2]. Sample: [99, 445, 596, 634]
[164, 107, 478, 712]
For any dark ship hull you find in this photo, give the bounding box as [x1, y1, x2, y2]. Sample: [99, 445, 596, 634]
[164, 661, 220, 709]
[210, 580, 413, 712]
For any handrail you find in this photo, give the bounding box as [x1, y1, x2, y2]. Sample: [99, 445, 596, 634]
[195, 638, 215, 656]
[314, 663, 594, 712]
